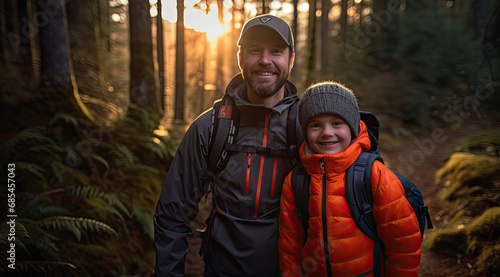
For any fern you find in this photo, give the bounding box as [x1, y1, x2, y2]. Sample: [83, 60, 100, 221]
[132, 204, 154, 241]
[60, 167, 91, 186]
[15, 161, 46, 181]
[49, 113, 79, 128]
[11, 260, 77, 274]
[111, 142, 136, 166]
[19, 224, 59, 255]
[38, 216, 118, 241]
[88, 153, 110, 170]
[18, 195, 69, 219]
[70, 185, 130, 217]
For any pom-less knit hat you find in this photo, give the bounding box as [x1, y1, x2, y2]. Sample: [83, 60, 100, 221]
[299, 82, 360, 140]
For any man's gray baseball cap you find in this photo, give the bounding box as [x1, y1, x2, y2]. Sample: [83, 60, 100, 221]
[237, 14, 294, 52]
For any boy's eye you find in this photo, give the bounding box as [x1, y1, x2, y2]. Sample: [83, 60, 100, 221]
[309, 123, 320, 128]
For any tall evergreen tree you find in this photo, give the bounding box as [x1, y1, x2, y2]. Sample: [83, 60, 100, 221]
[129, 0, 161, 128]
[174, 0, 186, 123]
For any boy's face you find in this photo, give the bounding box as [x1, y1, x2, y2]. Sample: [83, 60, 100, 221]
[306, 114, 352, 155]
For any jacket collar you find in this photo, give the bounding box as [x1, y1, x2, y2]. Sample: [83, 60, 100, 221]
[299, 121, 372, 175]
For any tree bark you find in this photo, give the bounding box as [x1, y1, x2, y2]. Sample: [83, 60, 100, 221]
[37, 0, 94, 120]
[37, 0, 72, 87]
[216, 0, 224, 96]
[306, 0, 317, 86]
[157, 0, 165, 112]
[291, 0, 299, 82]
[320, 0, 329, 76]
[129, 0, 161, 125]
[174, 0, 185, 123]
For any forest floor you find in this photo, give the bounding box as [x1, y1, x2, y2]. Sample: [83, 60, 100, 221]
[183, 118, 496, 277]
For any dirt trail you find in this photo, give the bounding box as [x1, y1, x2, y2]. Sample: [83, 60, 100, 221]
[184, 122, 492, 277]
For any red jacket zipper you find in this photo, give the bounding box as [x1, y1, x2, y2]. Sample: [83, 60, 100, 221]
[246, 153, 251, 193]
[254, 112, 272, 217]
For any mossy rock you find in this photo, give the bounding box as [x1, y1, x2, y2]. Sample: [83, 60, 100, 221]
[435, 152, 500, 202]
[423, 228, 467, 254]
[475, 244, 500, 276]
[466, 207, 500, 256]
[452, 134, 500, 157]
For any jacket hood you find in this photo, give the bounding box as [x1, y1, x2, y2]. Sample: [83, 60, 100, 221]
[299, 120, 372, 175]
[225, 73, 298, 114]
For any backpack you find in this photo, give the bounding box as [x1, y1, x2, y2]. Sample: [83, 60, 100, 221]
[290, 111, 433, 275]
[202, 93, 301, 194]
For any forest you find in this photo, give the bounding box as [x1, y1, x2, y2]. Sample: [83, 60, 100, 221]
[0, 0, 499, 276]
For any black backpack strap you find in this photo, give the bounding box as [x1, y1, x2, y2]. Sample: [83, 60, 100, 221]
[346, 151, 385, 277]
[290, 163, 310, 233]
[286, 101, 300, 166]
[345, 151, 383, 241]
[203, 95, 240, 193]
[224, 143, 298, 157]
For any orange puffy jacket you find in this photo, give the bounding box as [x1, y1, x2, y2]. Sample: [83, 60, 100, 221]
[279, 121, 422, 276]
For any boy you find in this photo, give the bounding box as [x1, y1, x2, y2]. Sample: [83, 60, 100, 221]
[278, 82, 422, 276]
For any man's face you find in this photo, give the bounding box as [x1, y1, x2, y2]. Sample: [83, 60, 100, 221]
[238, 27, 294, 99]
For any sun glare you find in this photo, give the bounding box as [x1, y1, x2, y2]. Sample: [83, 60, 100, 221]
[161, 0, 224, 40]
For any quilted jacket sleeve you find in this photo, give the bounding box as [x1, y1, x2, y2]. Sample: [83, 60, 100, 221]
[279, 172, 307, 277]
[370, 161, 422, 276]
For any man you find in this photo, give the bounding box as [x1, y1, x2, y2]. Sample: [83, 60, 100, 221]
[154, 14, 302, 276]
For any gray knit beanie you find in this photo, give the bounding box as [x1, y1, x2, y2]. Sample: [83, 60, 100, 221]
[299, 82, 360, 140]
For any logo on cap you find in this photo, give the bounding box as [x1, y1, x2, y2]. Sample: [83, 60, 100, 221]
[259, 17, 272, 24]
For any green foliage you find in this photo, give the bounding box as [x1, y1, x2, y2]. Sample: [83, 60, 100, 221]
[423, 228, 468, 253]
[0, 106, 176, 275]
[466, 207, 500, 255]
[39, 216, 118, 241]
[475, 244, 500, 276]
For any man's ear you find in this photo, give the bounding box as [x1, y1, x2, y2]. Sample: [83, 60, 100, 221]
[289, 52, 295, 72]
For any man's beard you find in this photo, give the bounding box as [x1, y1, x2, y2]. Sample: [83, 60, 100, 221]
[244, 68, 289, 98]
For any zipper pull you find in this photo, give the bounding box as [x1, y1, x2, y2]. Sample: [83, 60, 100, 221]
[319, 158, 325, 174]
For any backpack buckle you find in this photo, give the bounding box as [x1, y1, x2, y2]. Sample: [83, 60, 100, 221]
[362, 203, 372, 215]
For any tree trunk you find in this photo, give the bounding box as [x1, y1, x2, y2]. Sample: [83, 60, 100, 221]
[306, 0, 317, 86]
[174, 0, 185, 123]
[37, 0, 94, 120]
[261, 0, 268, 14]
[0, 0, 10, 63]
[157, 0, 165, 112]
[90, 0, 106, 88]
[291, 0, 299, 82]
[129, 0, 161, 126]
[320, 0, 329, 76]
[340, 0, 347, 50]
[27, 0, 41, 86]
[38, 0, 72, 87]
[216, 0, 224, 96]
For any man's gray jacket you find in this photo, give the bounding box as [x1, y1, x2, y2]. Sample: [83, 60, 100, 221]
[154, 74, 303, 276]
